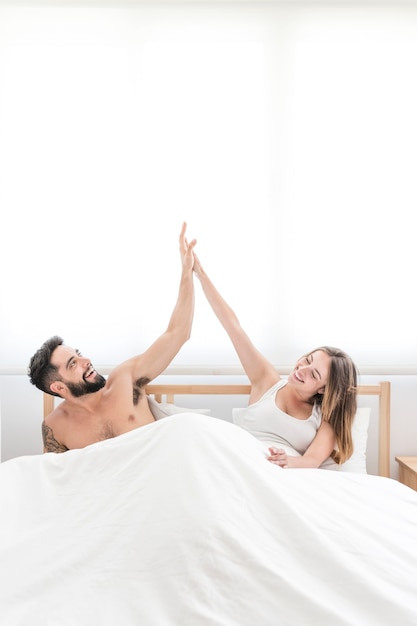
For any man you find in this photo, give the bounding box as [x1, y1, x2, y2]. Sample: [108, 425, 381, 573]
[28, 223, 196, 453]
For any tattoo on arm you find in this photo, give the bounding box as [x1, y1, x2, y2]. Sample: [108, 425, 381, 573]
[133, 377, 151, 406]
[42, 422, 68, 454]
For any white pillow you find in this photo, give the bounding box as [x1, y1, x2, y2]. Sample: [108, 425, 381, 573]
[147, 396, 211, 420]
[339, 407, 371, 474]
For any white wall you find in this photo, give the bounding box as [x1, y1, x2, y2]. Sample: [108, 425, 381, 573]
[1, 1, 417, 473]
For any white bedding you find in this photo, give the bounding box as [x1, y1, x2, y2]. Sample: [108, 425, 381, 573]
[1, 413, 417, 626]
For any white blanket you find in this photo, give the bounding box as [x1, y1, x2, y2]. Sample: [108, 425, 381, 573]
[1, 414, 417, 626]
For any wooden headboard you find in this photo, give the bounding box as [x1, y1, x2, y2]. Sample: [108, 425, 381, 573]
[43, 381, 391, 477]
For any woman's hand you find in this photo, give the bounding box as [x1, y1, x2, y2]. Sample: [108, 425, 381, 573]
[267, 447, 289, 468]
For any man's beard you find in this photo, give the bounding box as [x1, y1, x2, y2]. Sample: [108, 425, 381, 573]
[66, 372, 106, 398]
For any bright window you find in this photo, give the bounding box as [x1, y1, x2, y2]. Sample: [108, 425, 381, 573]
[1, 2, 416, 372]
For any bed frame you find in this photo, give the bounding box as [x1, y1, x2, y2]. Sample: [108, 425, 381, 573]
[43, 381, 391, 477]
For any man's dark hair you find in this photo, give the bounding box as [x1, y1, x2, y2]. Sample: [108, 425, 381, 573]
[28, 336, 64, 396]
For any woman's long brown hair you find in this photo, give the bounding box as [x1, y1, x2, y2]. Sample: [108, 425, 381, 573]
[309, 346, 358, 464]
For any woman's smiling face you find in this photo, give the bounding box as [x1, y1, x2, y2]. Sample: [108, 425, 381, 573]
[290, 350, 331, 396]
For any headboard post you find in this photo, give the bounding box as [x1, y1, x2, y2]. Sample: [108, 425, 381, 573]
[378, 381, 391, 478]
[43, 393, 54, 418]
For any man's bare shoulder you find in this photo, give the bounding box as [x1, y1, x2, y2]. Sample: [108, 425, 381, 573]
[42, 422, 69, 454]
[43, 400, 69, 427]
[42, 404, 69, 454]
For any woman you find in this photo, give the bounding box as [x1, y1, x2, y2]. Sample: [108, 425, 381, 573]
[193, 253, 358, 469]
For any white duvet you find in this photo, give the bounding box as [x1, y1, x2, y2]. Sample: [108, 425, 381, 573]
[1, 413, 416, 626]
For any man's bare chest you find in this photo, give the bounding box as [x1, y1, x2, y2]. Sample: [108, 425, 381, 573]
[61, 399, 155, 450]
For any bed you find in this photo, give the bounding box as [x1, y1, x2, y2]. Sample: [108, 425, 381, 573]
[1, 380, 417, 625]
